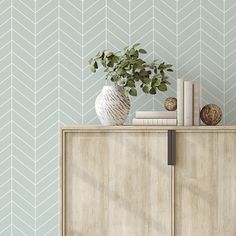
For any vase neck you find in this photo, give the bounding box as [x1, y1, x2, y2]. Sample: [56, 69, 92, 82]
[102, 85, 122, 91]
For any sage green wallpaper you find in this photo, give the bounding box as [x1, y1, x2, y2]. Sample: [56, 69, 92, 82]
[0, 0, 235, 235]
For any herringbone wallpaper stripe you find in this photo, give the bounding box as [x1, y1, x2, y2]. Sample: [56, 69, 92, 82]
[0, 0, 235, 235]
[12, 0, 35, 235]
[36, 1, 59, 235]
[0, 0, 11, 235]
[225, 0, 236, 123]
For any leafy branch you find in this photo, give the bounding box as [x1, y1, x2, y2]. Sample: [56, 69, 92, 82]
[89, 44, 173, 96]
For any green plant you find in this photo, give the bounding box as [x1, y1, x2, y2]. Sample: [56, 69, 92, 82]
[89, 43, 173, 96]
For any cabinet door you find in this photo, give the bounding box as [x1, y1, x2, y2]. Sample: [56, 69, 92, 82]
[175, 132, 236, 236]
[62, 131, 172, 236]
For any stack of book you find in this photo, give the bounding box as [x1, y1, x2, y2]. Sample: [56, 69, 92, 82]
[177, 79, 201, 126]
[132, 111, 177, 125]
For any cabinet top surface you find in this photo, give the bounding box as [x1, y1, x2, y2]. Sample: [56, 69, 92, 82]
[61, 125, 236, 132]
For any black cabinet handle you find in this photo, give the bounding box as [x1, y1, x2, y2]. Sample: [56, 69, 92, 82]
[168, 130, 176, 165]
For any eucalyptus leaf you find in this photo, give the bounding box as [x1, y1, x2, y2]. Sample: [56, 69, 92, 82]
[90, 66, 96, 72]
[139, 49, 147, 54]
[127, 79, 135, 87]
[129, 49, 136, 56]
[142, 77, 151, 84]
[149, 87, 156, 95]
[143, 85, 150, 93]
[107, 61, 114, 67]
[113, 56, 119, 63]
[153, 79, 161, 87]
[129, 87, 137, 96]
[133, 43, 140, 48]
[158, 63, 165, 70]
[158, 83, 167, 91]
[123, 87, 130, 96]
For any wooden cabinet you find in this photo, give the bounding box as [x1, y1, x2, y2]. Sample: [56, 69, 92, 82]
[175, 131, 236, 236]
[61, 126, 236, 236]
[62, 128, 172, 236]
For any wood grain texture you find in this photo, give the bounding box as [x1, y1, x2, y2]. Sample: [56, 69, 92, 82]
[174, 132, 236, 236]
[62, 125, 236, 132]
[62, 131, 172, 236]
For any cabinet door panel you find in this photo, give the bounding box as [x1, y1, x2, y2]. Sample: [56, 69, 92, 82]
[175, 132, 236, 236]
[63, 131, 172, 236]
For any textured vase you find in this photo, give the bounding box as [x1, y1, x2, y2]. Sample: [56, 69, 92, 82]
[95, 85, 131, 125]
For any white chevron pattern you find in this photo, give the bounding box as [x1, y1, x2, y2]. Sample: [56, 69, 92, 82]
[12, 0, 35, 234]
[0, 0, 11, 234]
[225, 0, 236, 124]
[178, 0, 200, 88]
[83, 0, 106, 124]
[0, 0, 236, 235]
[36, 0, 59, 235]
[60, 0, 83, 125]
[201, 0, 224, 119]
[154, 0, 177, 111]
[129, 0, 154, 121]
[107, 0, 129, 50]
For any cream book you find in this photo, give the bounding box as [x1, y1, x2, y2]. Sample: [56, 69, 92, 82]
[177, 79, 184, 126]
[184, 81, 193, 126]
[135, 111, 176, 119]
[193, 83, 201, 126]
[132, 118, 176, 125]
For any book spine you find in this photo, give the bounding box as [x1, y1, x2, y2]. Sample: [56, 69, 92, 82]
[177, 79, 184, 126]
[132, 119, 176, 125]
[193, 83, 200, 126]
[132, 118, 143, 125]
[184, 81, 193, 126]
[135, 111, 176, 119]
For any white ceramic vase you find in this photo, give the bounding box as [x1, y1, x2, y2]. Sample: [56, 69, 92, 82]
[95, 85, 131, 125]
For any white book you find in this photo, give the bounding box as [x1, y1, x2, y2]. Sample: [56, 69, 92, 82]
[184, 81, 193, 126]
[135, 111, 176, 119]
[193, 83, 201, 126]
[177, 79, 184, 126]
[132, 118, 177, 126]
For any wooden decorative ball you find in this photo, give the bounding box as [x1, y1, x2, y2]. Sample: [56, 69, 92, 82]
[200, 104, 222, 126]
[164, 97, 177, 111]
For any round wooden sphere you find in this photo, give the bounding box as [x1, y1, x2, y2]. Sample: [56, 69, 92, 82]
[164, 97, 177, 111]
[200, 104, 222, 126]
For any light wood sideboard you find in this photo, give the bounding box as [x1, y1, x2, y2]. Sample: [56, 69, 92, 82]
[61, 126, 236, 236]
